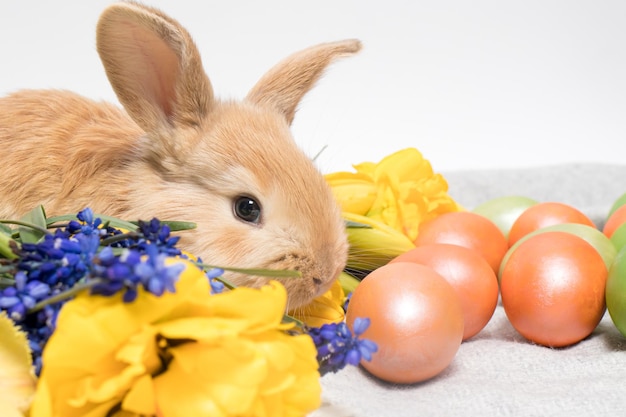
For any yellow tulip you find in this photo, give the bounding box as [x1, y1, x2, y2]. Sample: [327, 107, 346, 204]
[327, 147, 460, 243]
[0, 313, 36, 417]
[343, 212, 416, 272]
[324, 172, 377, 215]
[362, 148, 459, 241]
[288, 279, 345, 328]
[30, 259, 321, 417]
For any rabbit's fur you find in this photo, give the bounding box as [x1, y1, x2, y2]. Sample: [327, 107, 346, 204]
[0, 1, 360, 309]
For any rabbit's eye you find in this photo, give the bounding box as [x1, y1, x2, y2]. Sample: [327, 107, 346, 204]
[233, 196, 262, 224]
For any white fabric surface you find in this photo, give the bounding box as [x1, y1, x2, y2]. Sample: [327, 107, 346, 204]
[312, 164, 626, 417]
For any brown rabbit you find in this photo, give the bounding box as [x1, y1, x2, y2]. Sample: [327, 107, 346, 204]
[0, 1, 360, 309]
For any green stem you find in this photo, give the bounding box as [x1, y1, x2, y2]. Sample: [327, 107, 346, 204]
[196, 263, 301, 279]
[0, 219, 50, 236]
[0, 276, 16, 287]
[282, 314, 305, 328]
[213, 275, 238, 290]
[100, 231, 138, 246]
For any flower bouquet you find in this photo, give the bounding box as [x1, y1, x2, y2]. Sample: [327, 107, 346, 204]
[1, 206, 376, 417]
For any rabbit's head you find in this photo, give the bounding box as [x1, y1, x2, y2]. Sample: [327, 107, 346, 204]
[97, 2, 359, 308]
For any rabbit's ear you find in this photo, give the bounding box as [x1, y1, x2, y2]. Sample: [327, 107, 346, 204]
[246, 39, 362, 125]
[96, 2, 213, 135]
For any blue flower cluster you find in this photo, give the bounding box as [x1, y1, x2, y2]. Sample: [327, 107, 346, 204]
[0, 207, 222, 374]
[88, 215, 186, 302]
[308, 317, 378, 375]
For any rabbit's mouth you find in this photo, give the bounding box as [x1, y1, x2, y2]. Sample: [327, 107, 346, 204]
[263, 252, 336, 306]
[312, 277, 324, 288]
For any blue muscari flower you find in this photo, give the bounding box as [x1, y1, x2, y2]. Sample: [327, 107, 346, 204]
[22, 303, 60, 375]
[0, 272, 52, 323]
[206, 267, 225, 294]
[90, 246, 140, 301]
[15, 231, 99, 289]
[307, 317, 378, 375]
[69, 208, 131, 248]
[67, 207, 105, 237]
[90, 244, 184, 302]
[134, 244, 183, 297]
[77, 207, 94, 224]
[137, 218, 181, 257]
[194, 255, 225, 294]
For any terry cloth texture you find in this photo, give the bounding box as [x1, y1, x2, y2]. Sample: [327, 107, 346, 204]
[312, 163, 626, 417]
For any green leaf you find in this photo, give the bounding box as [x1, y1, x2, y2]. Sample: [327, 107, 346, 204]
[128, 220, 197, 232]
[18, 206, 48, 244]
[0, 223, 12, 234]
[282, 314, 305, 328]
[338, 271, 361, 294]
[160, 221, 197, 231]
[197, 263, 302, 279]
[345, 220, 372, 229]
[0, 220, 51, 240]
[213, 275, 237, 290]
[44, 214, 77, 225]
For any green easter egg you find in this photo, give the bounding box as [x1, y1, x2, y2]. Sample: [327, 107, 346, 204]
[607, 246, 626, 338]
[608, 192, 626, 218]
[610, 222, 626, 253]
[472, 196, 538, 239]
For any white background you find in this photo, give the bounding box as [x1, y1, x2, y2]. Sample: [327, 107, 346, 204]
[1, 1, 625, 174]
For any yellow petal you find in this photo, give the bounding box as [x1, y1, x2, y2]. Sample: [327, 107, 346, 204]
[0, 313, 36, 413]
[201, 282, 288, 335]
[242, 334, 321, 416]
[366, 171, 406, 232]
[352, 161, 376, 177]
[289, 280, 345, 327]
[157, 317, 250, 342]
[115, 327, 160, 369]
[154, 329, 320, 417]
[121, 373, 156, 415]
[154, 342, 263, 417]
[324, 172, 377, 215]
[28, 376, 51, 417]
[274, 336, 321, 415]
[324, 171, 372, 183]
[68, 363, 146, 407]
[373, 147, 431, 183]
[332, 147, 460, 243]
